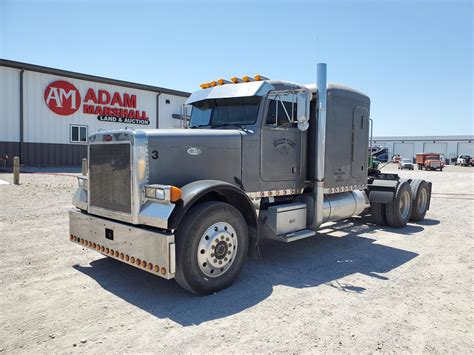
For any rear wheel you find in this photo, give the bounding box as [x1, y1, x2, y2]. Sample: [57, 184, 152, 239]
[371, 202, 387, 226]
[175, 201, 249, 295]
[409, 179, 429, 221]
[385, 181, 413, 228]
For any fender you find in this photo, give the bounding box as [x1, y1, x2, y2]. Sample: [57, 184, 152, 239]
[168, 180, 259, 254]
[366, 179, 398, 204]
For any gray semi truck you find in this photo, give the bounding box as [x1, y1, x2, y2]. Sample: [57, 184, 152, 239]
[69, 64, 432, 295]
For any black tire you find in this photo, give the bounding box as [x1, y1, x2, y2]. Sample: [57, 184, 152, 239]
[409, 179, 429, 221]
[174, 201, 249, 295]
[385, 181, 413, 228]
[371, 202, 387, 226]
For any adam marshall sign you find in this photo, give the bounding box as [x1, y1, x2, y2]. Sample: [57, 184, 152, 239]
[44, 80, 150, 125]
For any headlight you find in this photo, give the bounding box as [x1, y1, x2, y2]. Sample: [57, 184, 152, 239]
[145, 186, 165, 200]
[144, 185, 182, 202]
[77, 176, 88, 189]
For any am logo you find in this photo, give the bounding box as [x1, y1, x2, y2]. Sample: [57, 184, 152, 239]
[44, 80, 81, 115]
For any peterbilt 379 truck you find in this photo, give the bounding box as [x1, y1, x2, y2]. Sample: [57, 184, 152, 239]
[69, 64, 432, 295]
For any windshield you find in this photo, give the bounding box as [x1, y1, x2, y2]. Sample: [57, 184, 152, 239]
[401, 159, 411, 163]
[189, 96, 261, 128]
[427, 156, 438, 160]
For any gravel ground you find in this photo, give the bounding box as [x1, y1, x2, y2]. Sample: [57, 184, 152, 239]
[0, 164, 473, 353]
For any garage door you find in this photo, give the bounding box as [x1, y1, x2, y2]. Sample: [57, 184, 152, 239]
[458, 142, 474, 156]
[423, 142, 447, 157]
[394, 143, 415, 160]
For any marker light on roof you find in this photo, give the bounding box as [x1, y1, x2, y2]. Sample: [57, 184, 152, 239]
[242, 75, 254, 82]
[218, 78, 230, 85]
[254, 74, 269, 81]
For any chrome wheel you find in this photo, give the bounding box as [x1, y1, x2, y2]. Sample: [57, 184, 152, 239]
[197, 222, 238, 278]
[399, 190, 411, 220]
[417, 188, 428, 214]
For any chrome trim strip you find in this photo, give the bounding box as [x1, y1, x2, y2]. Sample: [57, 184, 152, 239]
[246, 188, 304, 200]
[324, 184, 367, 194]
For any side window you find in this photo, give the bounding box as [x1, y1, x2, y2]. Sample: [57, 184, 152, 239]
[71, 125, 88, 143]
[265, 92, 298, 126]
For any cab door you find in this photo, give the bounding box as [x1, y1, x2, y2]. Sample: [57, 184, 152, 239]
[260, 91, 306, 182]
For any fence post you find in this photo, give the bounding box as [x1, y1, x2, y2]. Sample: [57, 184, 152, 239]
[82, 158, 88, 176]
[13, 156, 20, 185]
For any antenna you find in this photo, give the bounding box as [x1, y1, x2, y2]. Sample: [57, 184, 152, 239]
[316, 35, 319, 64]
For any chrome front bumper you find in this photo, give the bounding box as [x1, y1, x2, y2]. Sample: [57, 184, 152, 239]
[69, 209, 176, 279]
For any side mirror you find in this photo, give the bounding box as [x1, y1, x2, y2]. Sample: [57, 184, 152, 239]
[296, 91, 311, 131]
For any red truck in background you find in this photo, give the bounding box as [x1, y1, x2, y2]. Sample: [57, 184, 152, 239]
[416, 153, 444, 171]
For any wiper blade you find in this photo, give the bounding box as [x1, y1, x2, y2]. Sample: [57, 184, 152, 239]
[211, 123, 246, 129]
[211, 123, 250, 132]
[189, 124, 211, 128]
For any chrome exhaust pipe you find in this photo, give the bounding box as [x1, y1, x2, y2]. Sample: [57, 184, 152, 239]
[311, 63, 327, 229]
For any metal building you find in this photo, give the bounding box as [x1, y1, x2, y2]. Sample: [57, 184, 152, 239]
[372, 135, 474, 163]
[0, 59, 190, 167]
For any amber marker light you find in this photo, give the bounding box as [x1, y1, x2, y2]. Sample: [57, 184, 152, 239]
[242, 75, 254, 82]
[200, 83, 210, 89]
[254, 74, 269, 81]
[160, 267, 166, 275]
[170, 186, 182, 202]
[230, 77, 242, 84]
[154, 265, 160, 272]
[218, 78, 230, 85]
[209, 81, 217, 87]
[148, 263, 153, 271]
[125, 255, 130, 262]
[131, 257, 135, 264]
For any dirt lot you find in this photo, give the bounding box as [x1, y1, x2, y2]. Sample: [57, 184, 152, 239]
[0, 164, 473, 353]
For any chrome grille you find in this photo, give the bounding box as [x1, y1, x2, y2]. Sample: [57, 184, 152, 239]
[89, 143, 132, 214]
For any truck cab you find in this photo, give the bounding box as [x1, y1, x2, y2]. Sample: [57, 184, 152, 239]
[70, 64, 433, 295]
[456, 155, 471, 167]
[416, 153, 444, 171]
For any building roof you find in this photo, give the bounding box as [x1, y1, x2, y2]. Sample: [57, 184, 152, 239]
[373, 135, 473, 141]
[0, 58, 190, 98]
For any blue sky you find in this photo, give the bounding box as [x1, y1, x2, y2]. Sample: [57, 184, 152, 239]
[0, 0, 472, 135]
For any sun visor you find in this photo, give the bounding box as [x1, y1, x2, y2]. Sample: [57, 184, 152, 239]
[186, 81, 273, 105]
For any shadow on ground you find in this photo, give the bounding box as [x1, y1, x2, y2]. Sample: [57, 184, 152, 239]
[74, 218, 423, 326]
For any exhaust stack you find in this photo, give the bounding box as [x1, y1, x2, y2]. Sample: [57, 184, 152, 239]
[311, 63, 327, 229]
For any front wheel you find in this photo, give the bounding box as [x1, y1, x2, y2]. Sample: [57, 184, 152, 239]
[175, 201, 249, 295]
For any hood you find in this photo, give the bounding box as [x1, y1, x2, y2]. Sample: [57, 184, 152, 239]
[145, 129, 244, 187]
